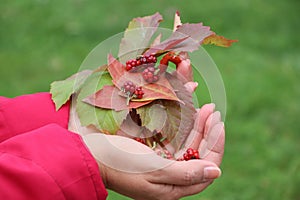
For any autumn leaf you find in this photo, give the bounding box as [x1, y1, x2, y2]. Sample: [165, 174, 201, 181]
[149, 33, 162, 48]
[83, 85, 153, 111]
[75, 71, 127, 134]
[136, 103, 167, 132]
[144, 36, 190, 56]
[119, 112, 153, 138]
[145, 23, 213, 55]
[119, 102, 168, 141]
[107, 54, 127, 89]
[129, 72, 196, 151]
[118, 12, 163, 64]
[162, 73, 196, 151]
[203, 34, 238, 47]
[50, 70, 93, 110]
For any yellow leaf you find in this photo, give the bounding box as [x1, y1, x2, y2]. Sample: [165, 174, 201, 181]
[203, 34, 238, 47]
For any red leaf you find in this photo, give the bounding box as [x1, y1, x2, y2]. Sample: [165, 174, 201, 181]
[107, 54, 145, 89]
[83, 85, 152, 111]
[162, 73, 196, 151]
[144, 36, 189, 56]
[107, 54, 126, 89]
[133, 77, 181, 102]
[118, 12, 163, 64]
[145, 23, 213, 55]
[203, 34, 238, 47]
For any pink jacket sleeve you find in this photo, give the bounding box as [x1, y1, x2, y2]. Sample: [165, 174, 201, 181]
[0, 92, 70, 142]
[0, 93, 108, 200]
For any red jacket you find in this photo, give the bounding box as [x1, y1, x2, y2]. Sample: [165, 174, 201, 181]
[0, 92, 107, 200]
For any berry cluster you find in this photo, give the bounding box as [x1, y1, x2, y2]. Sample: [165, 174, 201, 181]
[123, 81, 136, 95]
[182, 148, 200, 161]
[142, 66, 159, 83]
[125, 54, 157, 71]
[122, 81, 144, 99]
[134, 86, 144, 99]
[155, 148, 173, 159]
[133, 137, 146, 145]
[122, 52, 182, 102]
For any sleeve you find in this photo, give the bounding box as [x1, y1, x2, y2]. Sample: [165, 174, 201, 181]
[0, 92, 70, 143]
[0, 124, 108, 200]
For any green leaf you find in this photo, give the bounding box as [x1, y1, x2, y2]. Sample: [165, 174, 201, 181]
[118, 12, 163, 64]
[137, 103, 167, 132]
[50, 70, 92, 110]
[75, 71, 127, 134]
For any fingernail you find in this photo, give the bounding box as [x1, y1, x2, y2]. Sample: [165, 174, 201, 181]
[204, 166, 221, 179]
[208, 103, 215, 110]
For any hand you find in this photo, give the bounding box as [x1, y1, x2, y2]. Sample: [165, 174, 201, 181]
[82, 103, 225, 200]
[70, 58, 225, 199]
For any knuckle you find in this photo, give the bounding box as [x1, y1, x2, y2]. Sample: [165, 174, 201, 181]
[183, 169, 196, 185]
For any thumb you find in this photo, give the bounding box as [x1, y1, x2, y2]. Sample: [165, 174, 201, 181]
[148, 159, 221, 186]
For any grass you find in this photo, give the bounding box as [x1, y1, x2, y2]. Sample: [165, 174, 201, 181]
[1, 0, 299, 199]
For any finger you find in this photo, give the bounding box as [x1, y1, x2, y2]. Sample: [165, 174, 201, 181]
[176, 59, 193, 82]
[194, 103, 215, 138]
[150, 180, 214, 200]
[172, 180, 214, 199]
[148, 159, 221, 186]
[174, 104, 215, 158]
[184, 81, 198, 93]
[199, 122, 225, 166]
[203, 111, 221, 138]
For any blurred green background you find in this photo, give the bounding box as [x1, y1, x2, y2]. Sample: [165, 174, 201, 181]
[1, 0, 299, 199]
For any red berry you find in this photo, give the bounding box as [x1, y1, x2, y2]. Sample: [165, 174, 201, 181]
[133, 137, 146, 145]
[123, 81, 136, 95]
[125, 54, 157, 72]
[125, 59, 137, 71]
[193, 151, 200, 159]
[125, 64, 132, 71]
[131, 60, 136, 67]
[134, 86, 144, 99]
[183, 153, 190, 161]
[142, 66, 159, 83]
[140, 57, 147, 64]
[180, 148, 200, 161]
[155, 149, 174, 159]
[163, 149, 173, 159]
[186, 148, 194, 156]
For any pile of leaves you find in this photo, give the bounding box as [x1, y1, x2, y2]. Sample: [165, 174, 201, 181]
[50, 12, 236, 154]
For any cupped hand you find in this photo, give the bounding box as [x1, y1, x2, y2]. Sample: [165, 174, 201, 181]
[82, 102, 225, 200]
[70, 58, 225, 199]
